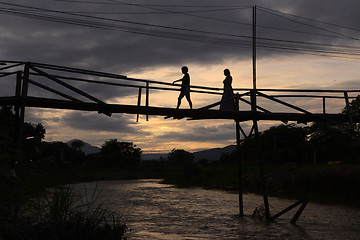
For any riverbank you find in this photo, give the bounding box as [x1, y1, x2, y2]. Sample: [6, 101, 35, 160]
[73, 161, 360, 208]
[161, 162, 360, 208]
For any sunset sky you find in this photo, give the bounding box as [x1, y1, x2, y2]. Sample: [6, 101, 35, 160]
[1, 0, 360, 154]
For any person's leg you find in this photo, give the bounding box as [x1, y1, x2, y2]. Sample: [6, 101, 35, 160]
[177, 92, 185, 109]
[186, 94, 192, 109]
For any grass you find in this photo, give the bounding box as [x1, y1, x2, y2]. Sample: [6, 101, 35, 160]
[0, 182, 127, 240]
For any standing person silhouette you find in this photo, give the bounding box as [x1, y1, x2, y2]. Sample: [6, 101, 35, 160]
[219, 68, 236, 111]
[173, 66, 193, 109]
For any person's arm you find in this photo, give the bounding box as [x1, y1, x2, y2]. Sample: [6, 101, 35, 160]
[173, 79, 182, 84]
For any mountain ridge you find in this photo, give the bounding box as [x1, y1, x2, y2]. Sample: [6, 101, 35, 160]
[65, 139, 236, 161]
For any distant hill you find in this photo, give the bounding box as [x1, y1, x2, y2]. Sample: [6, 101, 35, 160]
[141, 153, 168, 161]
[142, 145, 237, 161]
[64, 139, 236, 161]
[66, 139, 100, 155]
[193, 145, 236, 161]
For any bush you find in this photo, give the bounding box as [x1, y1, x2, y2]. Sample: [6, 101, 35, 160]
[0, 184, 127, 240]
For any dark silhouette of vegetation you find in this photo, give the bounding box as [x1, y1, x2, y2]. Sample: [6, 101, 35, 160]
[41, 141, 85, 165]
[70, 139, 85, 151]
[0, 107, 131, 240]
[163, 149, 199, 186]
[100, 139, 142, 167]
[1, 186, 127, 240]
[2, 94, 360, 238]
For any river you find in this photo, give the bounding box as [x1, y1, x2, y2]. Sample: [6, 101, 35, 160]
[71, 179, 360, 240]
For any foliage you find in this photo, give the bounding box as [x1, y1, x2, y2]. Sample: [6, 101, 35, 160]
[0, 185, 127, 240]
[101, 139, 142, 167]
[0, 106, 46, 162]
[41, 141, 85, 165]
[70, 140, 85, 151]
[167, 148, 194, 166]
[258, 124, 310, 163]
[163, 149, 199, 186]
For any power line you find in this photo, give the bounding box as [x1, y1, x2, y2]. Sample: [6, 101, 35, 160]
[53, 0, 253, 8]
[0, 2, 253, 40]
[259, 6, 360, 33]
[1, 2, 360, 59]
[108, 0, 252, 26]
[11, 6, 250, 15]
[258, 6, 360, 41]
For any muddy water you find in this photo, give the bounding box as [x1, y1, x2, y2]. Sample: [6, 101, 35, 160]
[71, 179, 360, 239]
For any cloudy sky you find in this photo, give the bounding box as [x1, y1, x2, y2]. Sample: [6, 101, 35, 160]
[1, 0, 360, 153]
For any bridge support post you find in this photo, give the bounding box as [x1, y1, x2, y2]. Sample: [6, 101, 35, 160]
[16, 63, 30, 157]
[251, 90, 271, 221]
[344, 91, 353, 126]
[235, 120, 244, 216]
[137, 87, 142, 122]
[146, 82, 149, 121]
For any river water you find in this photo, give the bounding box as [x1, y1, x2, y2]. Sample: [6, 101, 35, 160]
[71, 179, 360, 240]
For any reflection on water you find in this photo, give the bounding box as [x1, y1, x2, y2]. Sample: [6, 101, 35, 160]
[71, 179, 360, 240]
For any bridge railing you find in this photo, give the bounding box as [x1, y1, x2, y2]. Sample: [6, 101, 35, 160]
[1, 61, 360, 122]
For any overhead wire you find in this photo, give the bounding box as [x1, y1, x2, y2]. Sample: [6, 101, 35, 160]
[108, 0, 253, 26]
[52, 0, 360, 41]
[257, 6, 360, 41]
[0, 2, 360, 59]
[0, 5, 254, 48]
[0, 2, 253, 40]
[258, 6, 360, 33]
[52, 0, 253, 8]
[6, 6, 250, 15]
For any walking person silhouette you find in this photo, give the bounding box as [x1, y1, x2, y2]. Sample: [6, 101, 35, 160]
[173, 66, 193, 109]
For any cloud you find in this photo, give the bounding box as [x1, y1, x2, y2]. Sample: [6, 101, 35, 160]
[2, 0, 359, 73]
[157, 123, 238, 142]
[2, 0, 360, 152]
[60, 111, 138, 133]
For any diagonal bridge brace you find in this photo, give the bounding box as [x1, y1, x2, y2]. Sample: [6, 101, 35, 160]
[29, 65, 112, 117]
[270, 198, 309, 224]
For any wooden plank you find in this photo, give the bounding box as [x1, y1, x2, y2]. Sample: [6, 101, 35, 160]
[19, 96, 360, 123]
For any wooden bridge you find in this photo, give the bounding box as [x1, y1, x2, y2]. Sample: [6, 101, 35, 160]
[1, 61, 359, 123]
[1, 60, 360, 224]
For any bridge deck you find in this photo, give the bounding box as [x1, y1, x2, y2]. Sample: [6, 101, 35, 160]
[1, 96, 359, 123]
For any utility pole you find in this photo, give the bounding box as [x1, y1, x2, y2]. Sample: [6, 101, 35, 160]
[252, 5, 271, 221]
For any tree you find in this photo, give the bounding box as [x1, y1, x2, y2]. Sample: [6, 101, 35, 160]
[258, 124, 310, 163]
[167, 148, 194, 166]
[166, 149, 197, 185]
[101, 139, 142, 166]
[306, 95, 360, 162]
[0, 106, 46, 161]
[70, 140, 85, 151]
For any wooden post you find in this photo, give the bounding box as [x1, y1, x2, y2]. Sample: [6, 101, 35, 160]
[235, 96, 244, 216]
[251, 90, 271, 221]
[236, 120, 244, 216]
[322, 97, 327, 129]
[17, 63, 30, 155]
[137, 87, 142, 122]
[146, 82, 149, 121]
[13, 72, 22, 143]
[290, 199, 309, 224]
[252, 5, 271, 221]
[12, 63, 30, 219]
[344, 91, 353, 126]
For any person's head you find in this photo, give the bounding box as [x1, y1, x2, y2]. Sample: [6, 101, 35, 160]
[181, 66, 188, 74]
[224, 68, 230, 76]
